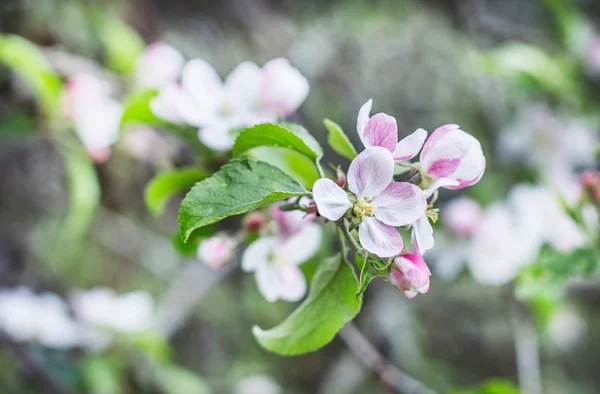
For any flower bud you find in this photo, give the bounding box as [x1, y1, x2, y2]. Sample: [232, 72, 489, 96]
[420, 124, 485, 190]
[261, 58, 309, 116]
[336, 167, 346, 187]
[197, 235, 235, 269]
[390, 253, 431, 299]
[244, 212, 267, 233]
[441, 197, 483, 237]
[580, 170, 600, 202]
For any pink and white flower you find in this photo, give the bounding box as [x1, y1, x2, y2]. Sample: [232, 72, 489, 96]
[356, 100, 485, 190]
[390, 252, 431, 299]
[197, 235, 236, 270]
[63, 73, 123, 162]
[135, 42, 184, 89]
[313, 147, 426, 258]
[242, 208, 321, 303]
[151, 58, 309, 151]
[441, 196, 483, 237]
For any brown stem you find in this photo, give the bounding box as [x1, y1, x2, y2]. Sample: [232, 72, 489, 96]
[340, 323, 438, 394]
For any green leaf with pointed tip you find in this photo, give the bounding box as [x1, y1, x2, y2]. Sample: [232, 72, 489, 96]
[0, 34, 62, 115]
[179, 159, 308, 241]
[145, 167, 209, 216]
[120, 89, 160, 127]
[253, 254, 362, 355]
[232, 123, 323, 161]
[324, 119, 357, 161]
[247, 146, 320, 189]
[356, 257, 378, 297]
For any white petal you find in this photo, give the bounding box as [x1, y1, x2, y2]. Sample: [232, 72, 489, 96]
[242, 237, 276, 272]
[225, 61, 264, 110]
[412, 215, 434, 253]
[312, 178, 352, 221]
[372, 182, 426, 226]
[358, 217, 404, 258]
[198, 123, 235, 151]
[281, 223, 322, 266]
[73, 98, 122, 151]
[356, 99, 373, 147]
[274, 265, 307, 302]
[347, 147, 394, 198]
[150, 84, 184, 124]
[181, 59, 224, 103]
[393, 128, 427, 161]
[255, 265, 280, 303]
[136, 42, 184, 89]
[423, 178, 460, 198]
[261, 58, 309, 116]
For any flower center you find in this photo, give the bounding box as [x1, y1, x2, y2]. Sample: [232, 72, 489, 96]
[219, 99, 234, 117]
[353, 197, 376, 221]
[272, 251, 288, 266]
[425, 207, 439, 223]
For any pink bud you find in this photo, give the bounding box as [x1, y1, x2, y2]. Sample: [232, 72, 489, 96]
[420, 124, 486, 190]
[261, 58, 309, 116]
[336, 168, 346, 187]
[197, 236, 235, 270]
[244, 212, 267, 233]
[441, 197, 483, 237]
[87, 147, 112, 163]
[580, 170, 600, 202]
[390, 253, 431, 299]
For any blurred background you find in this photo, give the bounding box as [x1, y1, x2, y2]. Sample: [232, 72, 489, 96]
[0, 0, 599, 393]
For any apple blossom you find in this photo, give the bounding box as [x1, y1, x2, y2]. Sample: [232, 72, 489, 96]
[235, 375, 281, 394]
[151, 58, 309, 151]
[197, 234, 236, 269]
[390, 252, 431, 299]
[441, 196, 483, 237]
[135, 42, 184, 89]
[63, 73, 123, 162]
[313, 147, 426, 258]
[241, 211, 322, 303]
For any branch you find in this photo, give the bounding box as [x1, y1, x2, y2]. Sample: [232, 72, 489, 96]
[511, 300, 543, 394]
[339, 323, 438, 394]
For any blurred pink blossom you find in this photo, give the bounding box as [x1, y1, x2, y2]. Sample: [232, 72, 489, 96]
[135, 42, 184, 89]
[197, 235, 236, 270]
[441, 196, 483, 237]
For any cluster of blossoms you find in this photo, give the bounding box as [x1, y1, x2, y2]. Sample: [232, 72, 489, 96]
[0, 287, 154, 350]
[311, 100, 486, 298]
[150, 53, 309, 151]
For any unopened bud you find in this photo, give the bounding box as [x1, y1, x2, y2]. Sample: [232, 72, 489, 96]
[197, 235, 236, 270]
[336, 167, 346, 188]
[580, 170, 600, 202]
[390, 253, 431, 299]
[244, 212, 267, 233]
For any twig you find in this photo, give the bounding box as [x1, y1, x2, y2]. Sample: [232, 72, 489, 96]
[511, 300, 543, 394]
[1, 336, 70, 394]
[339, 323, 438, 394]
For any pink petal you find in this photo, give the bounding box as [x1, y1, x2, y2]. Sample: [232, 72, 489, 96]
[372, 182, 426, 226]
[393, 128, 427, 161]
[426, 158, 461, 179]
[347, 147, 394, 198]
[420, 124, 460, 159]
[395, 253, 431, 292]
[312, 178, 352, 221]
[358, 217, 404, 258]
[356, 99, 373, 147]
[363, 113, 398, 152]
[446, 142, 486, 190]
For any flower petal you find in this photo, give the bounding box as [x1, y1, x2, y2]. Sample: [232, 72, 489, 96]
[372, 182, 426, 226]
[261, 58, 309, 116]
[198, 124, 235, 151]
[393, 128, 427, 161]
[241, 237, 276, 272]
[447, 142, 486, 190]
[356, 99, 373, 146]
[255, 265, 281, 303]
[347, 147, 394, 198]
[281, 223, 322, 266]
[358, 217, 404, 258]
[150, 84, 184, 124]
[395, 254, 431, 293]
[274, 265, 307, 302]
[312, 178, 352, 221]
[362, 113, 398, 151]
[136, 42, 184, 89]
[423, 177, 460, 198]
[420, 124, 460, 159]
[225, 61, 264, 110]
[412, 215, 434, 253]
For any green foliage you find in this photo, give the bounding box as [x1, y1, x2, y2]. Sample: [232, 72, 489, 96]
[179, 159, 308, 241]
[120, 89, 160, 127]
[232, 123, 323, 162]
[253, 254, 362, 355]
[0, 34, 63, 116]
[130, 330, 173, 365]
[145, 167, 209, 216]
[324, 118, 357, 161]
[171, 226, 216, 257]
[246, 146, 320, 189]
[96, 14, 144, 75]
[160, 366, 211, 394]
[356, 256, 379, 297]
[81, 355, 124, 394]
[451, 379, 521, 394]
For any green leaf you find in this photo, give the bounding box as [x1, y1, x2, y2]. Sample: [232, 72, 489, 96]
[160, 366, 211, 394]
[253, 254, 362, 355]
[232, 123, 323, 161]
[451, 378, 522, 394]
[120, 89, 160, 127]
[356, 257, 378, 297]
[324, 119, 357, 161]
[145, 167, 209, 216]
[246, 146, 320, 189]
[179, 159, 308, 241]
[0, 34, 63, 115]
[97, 14, 144, 75]
[81, 355, 124, 394]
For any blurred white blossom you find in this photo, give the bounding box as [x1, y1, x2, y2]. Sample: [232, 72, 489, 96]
[234, 375, 281, 394]
[135, 42, 184, 89]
